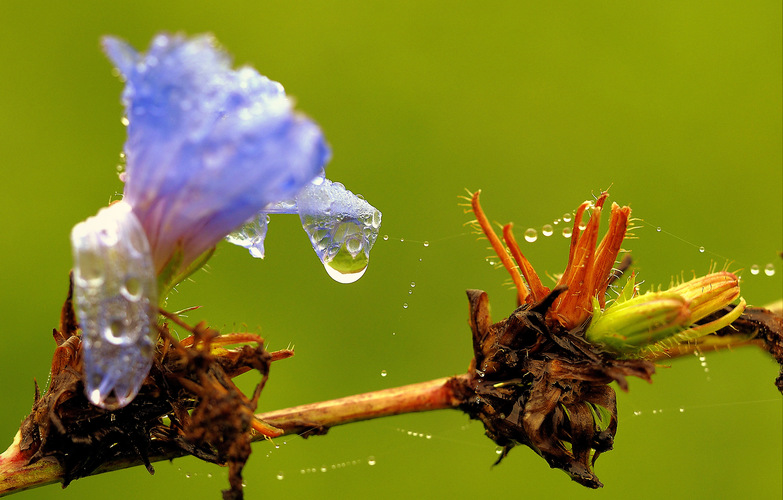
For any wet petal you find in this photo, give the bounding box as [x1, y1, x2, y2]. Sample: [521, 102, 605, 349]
[70, 201, 157, 409]
[103, 33, 330, 275]
[226, 176, 382, 283]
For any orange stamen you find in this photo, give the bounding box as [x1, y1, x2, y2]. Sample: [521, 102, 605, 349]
[553, 193, 610, 328]
[471, 191, 529, 305]
[502, 223, 550, 303]
[592, 203, 630, 307]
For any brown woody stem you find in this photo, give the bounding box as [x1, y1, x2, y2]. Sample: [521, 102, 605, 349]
[0, 375, 467, 496]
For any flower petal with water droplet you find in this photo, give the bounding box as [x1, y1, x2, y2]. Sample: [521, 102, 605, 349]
[225, 176, 382, 283]
[70, 201, 157, 409]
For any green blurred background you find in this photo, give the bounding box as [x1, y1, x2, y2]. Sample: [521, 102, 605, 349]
[0, 1, 780, 499]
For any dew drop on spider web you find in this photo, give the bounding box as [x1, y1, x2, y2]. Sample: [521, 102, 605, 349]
[764, 263, 775, 276]
[541, 224, 553, 237]
[750, 264, 760, 275]
[524, 228, 537, 242]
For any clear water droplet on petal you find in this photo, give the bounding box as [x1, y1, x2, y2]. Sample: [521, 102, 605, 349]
[296, 179, 382, 283]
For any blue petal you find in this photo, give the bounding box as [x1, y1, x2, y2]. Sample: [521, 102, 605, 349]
[103, 33, 331, 273]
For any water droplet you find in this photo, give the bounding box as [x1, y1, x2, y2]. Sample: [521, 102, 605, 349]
[750, 264, 760, 275]
[380, 370, 387, 377]
[324, 263, 367, 284]
[400, 237, 405, 243]
[698, 246, 705, 253]
[764, 263, 775, 276]
[495, 447, 503, 455]
[524, 228, 537, 242]
[295, 179, 381, 283]
[562, 227, 573, 238]
[392, 331, 396, 336]
[121, 276, 142, 301]
[185, 473, 191, 479]
[425, 434, 432, 439]
[487, 259, 496, 266]
[633, 410, 642, 416]
[410, 281, 416, 288]
[276, 472, 284, 480]
[120, 116, 130, 126]
[225, 213, 269, 259]
[578, 223, 587, 231]
[563, 213, 572, 222]
[320, 466, 327, 473]
[679, 408, 685, 413]
[367, 456, 376, 466]
[408, 289, 413, 294]
[383, 234, 389, 241]
[402, 302, 408, 309]
[541, 224, 553, 237]
[656, 226, 662, 232]
[207, 473, 213, 478]
[423, 241, 429, 247]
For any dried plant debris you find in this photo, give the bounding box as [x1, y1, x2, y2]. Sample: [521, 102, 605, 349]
[18, 279, 291, 499]
[455, 287, 654, 488]
[456, 190, 783, 488]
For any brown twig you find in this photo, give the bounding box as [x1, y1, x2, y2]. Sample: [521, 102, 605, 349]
[0, 375, 467, 496]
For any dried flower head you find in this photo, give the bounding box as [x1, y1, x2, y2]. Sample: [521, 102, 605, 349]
[459, 190, 746, 488]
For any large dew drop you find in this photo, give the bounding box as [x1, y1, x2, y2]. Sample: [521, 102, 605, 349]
[297, 178, 382, 284]
[226, 176, 381, 284]
[225, 213, 270, 258]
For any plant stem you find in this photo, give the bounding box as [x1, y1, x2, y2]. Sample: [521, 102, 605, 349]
[256, 375, 467, 437]
[0, 375, 468, 496]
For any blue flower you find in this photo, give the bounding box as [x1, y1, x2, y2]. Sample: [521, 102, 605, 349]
[71, 33, 331, 408]
[103, 33, 330, 276]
